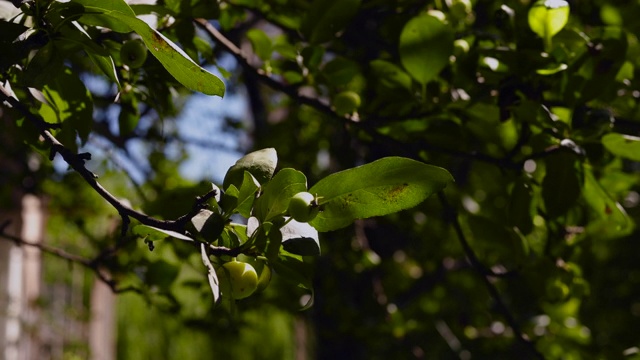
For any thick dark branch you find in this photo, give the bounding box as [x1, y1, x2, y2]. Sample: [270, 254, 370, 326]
[0, 83, 214, 236]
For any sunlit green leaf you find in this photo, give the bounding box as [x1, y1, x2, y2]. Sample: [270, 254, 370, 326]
[132, 225, 194, 242]
[38, 67, 93, 146]
[528, 0, 570, 49]
[223, 148, 278, 190]
[602, 133, 640, 161]
[309, 157, 453, 232]
[247, 28, 272, 61]
[73, 0, 225, 96]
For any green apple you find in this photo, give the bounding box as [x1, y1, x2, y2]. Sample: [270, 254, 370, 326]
[120, 39, 148, 69]
[220, 260, 258, 300]
[332, 91, 361, 116]
[288, 192, 320, 223]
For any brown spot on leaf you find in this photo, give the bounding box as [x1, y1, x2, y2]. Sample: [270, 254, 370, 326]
[386, 183, 409, 202]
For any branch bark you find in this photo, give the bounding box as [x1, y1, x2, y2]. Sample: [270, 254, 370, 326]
[0, 83, 215, 236]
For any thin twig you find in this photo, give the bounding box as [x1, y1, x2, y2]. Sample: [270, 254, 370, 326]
[438, 192, 544, 359]
[0, 228, 141, 294]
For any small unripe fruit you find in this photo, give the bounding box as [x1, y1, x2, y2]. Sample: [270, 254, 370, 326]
[453, 39, 470, 56]
[332, 91, 361, 116]
[427, 10, 447, 23]
[220, 260, 258, 300]
[120, 39, 148, 69]
[449, 0, 472, 20]
[256, 263, 272, 292]
[288, 192, 320, 223]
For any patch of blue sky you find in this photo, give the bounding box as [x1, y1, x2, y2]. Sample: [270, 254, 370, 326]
[175, 59, 249, 183]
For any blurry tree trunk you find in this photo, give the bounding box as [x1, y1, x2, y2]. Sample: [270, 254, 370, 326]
[18, 194, 44, 359]
[0, 194, 44, 360]
[1, 107, 44, 359]
[89, 276, 116, 360]
[0, 209, 21, 360]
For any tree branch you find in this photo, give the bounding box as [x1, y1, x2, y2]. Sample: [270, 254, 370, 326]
[0, 83, 215, 237]
[194, 19, 529, 169]
[0, 221, 141, 294]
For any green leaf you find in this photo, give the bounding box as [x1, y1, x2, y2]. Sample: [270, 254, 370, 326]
[200, 243, 220, 303]
[220, 184, 239, 215]
[132, 225, 194, 242]
[309, 157, 453, 232]
[38, 67, 93, 145]
[528, 0, 570, 38]
[86, 51, 120, 87]
[281, 220, 321, 256]
[399, 14, 454, 84]
[235, 171, 260, 218]
[72, 0, 135, 32]
[528, 0, 570, 49]
[271, 254, 313, 290]
[223, 148, 278, 190]
[536, 63, 568, 75]
[464, 215, 529, 268]
[73, 0, 225, 96]
[23, 40, 66, 88]
[542, 151, 582, 218]
[302, 45, 324, 71]
[508, 179, 535, 235]
[322, 57, 360, 87]
[189, 210, 225, 242]
[602, 133, 640, 161]
[301, 0, 360, 44]
[246, 28, 272, 61]
[370, 59, 412, 92]
[581, 166, 633, 240]
[254, 169, 308, 222]
[0, 20, 27, 41]
[145, 260, 180, 291]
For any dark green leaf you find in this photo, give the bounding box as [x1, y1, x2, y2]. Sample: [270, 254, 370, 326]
[281, 220, 320, 256]
[190, 210, 225, 242]
[399, 14, 454, 84]
[370, 59, 412, 92]
[322, 57, 360, 87]
[507, 179, 535, 235]
[271, 254, 313, 290]
[542, 151, 582, 218]
[301, 0, 360, 44]
[146, 260, 180, 291]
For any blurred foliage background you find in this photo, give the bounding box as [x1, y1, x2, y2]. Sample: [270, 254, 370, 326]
[3, 0, 640, 359]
